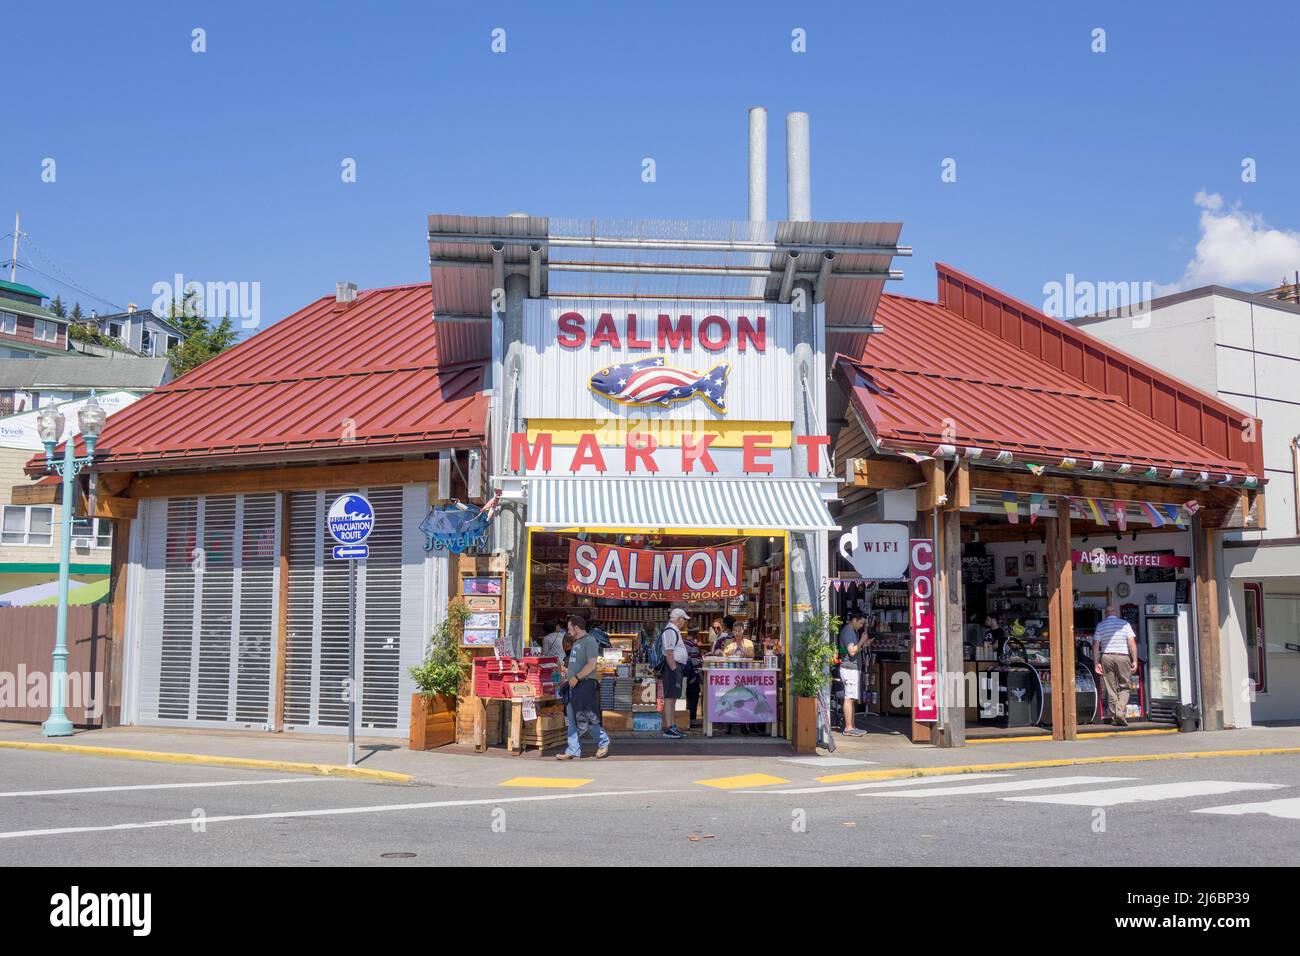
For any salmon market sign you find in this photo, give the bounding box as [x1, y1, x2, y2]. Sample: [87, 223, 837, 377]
[566, 540, 743, 601]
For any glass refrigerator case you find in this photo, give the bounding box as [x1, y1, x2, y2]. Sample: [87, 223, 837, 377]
[1144, 604, 1192, 722]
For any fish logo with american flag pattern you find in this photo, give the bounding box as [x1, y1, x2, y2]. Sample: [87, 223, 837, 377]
[588, 356, 729, 413]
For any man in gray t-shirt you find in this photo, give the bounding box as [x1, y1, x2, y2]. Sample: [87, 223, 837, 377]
[838, 611, 869, 736]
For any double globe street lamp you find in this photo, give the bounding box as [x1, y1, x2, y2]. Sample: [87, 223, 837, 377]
[35, 393, 106, 737]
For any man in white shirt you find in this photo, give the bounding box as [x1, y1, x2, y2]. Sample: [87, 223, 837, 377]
[1092, 605, 1139, 726]
[660, 608, 690, 739]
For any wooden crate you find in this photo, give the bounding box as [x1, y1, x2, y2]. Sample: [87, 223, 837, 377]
[456, 697, 502, 748]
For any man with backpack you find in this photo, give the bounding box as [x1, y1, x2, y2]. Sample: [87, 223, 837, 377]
[657, 608, 690, 739]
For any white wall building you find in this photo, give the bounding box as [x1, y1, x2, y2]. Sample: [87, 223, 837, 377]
[1073, 287, 1300, 723]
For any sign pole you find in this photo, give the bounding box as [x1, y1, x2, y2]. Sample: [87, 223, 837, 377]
[347, 557, 357, 767]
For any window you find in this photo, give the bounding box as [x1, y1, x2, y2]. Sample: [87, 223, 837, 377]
[166, 335, 181, 352]
[109, 322, 123, 340]
[0, 311, 15, 334]
[1, 505, 54, 546]
[70, 517, 114, 549]
[1243, 583, 1267, 695]
[34, 319, 59, 342]
[141, 330, 154, 355]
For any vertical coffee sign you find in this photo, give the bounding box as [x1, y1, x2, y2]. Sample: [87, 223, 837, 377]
[909, 539, 938, 722]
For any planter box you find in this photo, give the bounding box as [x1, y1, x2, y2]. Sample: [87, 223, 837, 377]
[409, 693, 457, 750]
[792, 695, 818, 753]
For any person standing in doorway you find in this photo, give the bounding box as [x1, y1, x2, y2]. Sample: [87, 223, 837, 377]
[660, 608, 690, 739]
[557, 614, 610, 759]
[838, 611, 870, 737]
[542, 617, 567, 663]
[1092, 605, 1140, 726]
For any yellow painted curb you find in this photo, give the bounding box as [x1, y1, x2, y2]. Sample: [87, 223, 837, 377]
[0, 740, 412, 784]
[499, 776, 593, 789]
[967, 728, 1179, 744]
[696, 772, 791, 790]
[816, 747, 1300, 784]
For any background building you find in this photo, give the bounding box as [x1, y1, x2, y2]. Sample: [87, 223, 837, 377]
[0, 278, 68, 359]
[1073, 287, 1300, 722]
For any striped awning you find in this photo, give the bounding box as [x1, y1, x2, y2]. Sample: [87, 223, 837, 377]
[525, 477, 839, 531]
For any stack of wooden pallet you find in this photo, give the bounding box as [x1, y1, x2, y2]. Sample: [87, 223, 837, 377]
[521, 702, 567, 753]
[456, 697, 502, 747]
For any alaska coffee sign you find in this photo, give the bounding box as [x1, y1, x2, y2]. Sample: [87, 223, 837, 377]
[566, 541, 743, 601]
[522, 298, 799, 421]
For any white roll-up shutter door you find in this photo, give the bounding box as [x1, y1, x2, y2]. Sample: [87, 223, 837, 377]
[134, 493, 280, 728]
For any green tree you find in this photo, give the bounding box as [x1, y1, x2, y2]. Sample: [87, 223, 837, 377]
[69, 302, 84, 323]
[163, 293, 238, 376]
[48, 295, 67, 318]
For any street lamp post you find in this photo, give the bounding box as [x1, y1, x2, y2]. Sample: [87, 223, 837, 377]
[36, 393, 106, 737]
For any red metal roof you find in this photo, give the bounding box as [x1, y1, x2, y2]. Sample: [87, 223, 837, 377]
[837, 268, 1262, 480]
[30, 283, 487, 473]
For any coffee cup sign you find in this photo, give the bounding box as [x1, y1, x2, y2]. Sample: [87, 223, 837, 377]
[838, 523, 909, 580]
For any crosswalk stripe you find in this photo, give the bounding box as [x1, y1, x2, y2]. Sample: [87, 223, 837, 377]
[859, 775, 1133, 798]
[738, 772, 1010, 795]
[499, 777, 592, 789]
[1004, 780, 1283, 807]
[1193, 797, 1300, 821]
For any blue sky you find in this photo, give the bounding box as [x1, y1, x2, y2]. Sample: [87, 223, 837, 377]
[5, 0, 1299, 334]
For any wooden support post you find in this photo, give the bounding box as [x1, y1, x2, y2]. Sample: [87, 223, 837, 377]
[272, 491, 291, 732]
[1055, 510, 1077, 740]
[1193, 517, 1224, 731]
[1044, 513, 1077, 740]
[917, 460, 947, 512]
[935, 507, 966, 747]
[104, 518, 131, 728]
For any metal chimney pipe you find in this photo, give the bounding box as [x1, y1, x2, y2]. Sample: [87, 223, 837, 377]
[748, 107, 767, 222]
[786, 111, 811, 221]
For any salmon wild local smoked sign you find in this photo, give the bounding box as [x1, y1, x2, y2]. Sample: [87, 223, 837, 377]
[566, 541, 743, 601]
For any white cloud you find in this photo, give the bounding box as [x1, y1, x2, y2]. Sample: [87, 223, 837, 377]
[1156, 191, 1300, 294]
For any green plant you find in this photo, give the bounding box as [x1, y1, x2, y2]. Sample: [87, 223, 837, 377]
[790, 611, 842, 698]
[408, 600, 472, 699]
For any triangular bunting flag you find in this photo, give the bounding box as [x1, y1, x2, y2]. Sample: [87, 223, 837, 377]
[1060, 457, 1077, 469]
[898, 451, 932, 463]
[995, 451, 1014, 464]
[1114, 502, 1128, 532]
[1139, 501, 1165, 527]
[1089, 460, 1105, 473]
[965, 447, 983, 460]
[1243, 476, 1258, 488]
[1197, 471, 1209, 482]
[1161, 503, 1185, 528]
[1028, 493, 1046, 524]
[1142, 467, 1158, 479]
[1002, 492, 1020, 524]
[1168, 468, 1183, 480]
[1085, 497, 1107, 525]
[1116, 463, 1132, 475]
[1184, 500, 1200, 515]
[1026, 462, 1045, 476]
[933, 443, 957, 458]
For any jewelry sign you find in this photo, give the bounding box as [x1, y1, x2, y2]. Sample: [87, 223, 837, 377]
[566, 540, 743, 601]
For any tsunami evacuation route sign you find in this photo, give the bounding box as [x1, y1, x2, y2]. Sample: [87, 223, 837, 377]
[328, 493, 375, 560]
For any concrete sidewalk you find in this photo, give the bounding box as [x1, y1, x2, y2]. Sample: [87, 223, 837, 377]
[3, 721, 1299, 791]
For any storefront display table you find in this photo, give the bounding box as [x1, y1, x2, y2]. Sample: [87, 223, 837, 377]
[701, 659, 781, 738]
[465, 693, 561, 754]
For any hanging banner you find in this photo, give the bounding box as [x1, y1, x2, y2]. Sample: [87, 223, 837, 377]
[566, 540, 743, 601]
[910, 538, 938, 723]
[1070, 550, 1190, 569]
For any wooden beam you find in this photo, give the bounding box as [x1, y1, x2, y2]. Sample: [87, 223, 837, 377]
[917, 460, 947, 512]
[93, 495, 138, 520]
[10, 482, 59, 505]
[272, 492, 291, 733]
[97, 472, 134, 497]
[125, 458, 437, 499]
[1193, 517, 1224, 731]
[1205, 489, 1266, 531]
[847, 457, 924, 490]
[971, 468, 1235, 508]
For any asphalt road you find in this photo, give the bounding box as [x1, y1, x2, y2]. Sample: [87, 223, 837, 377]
[1, 748, 1298, 866]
